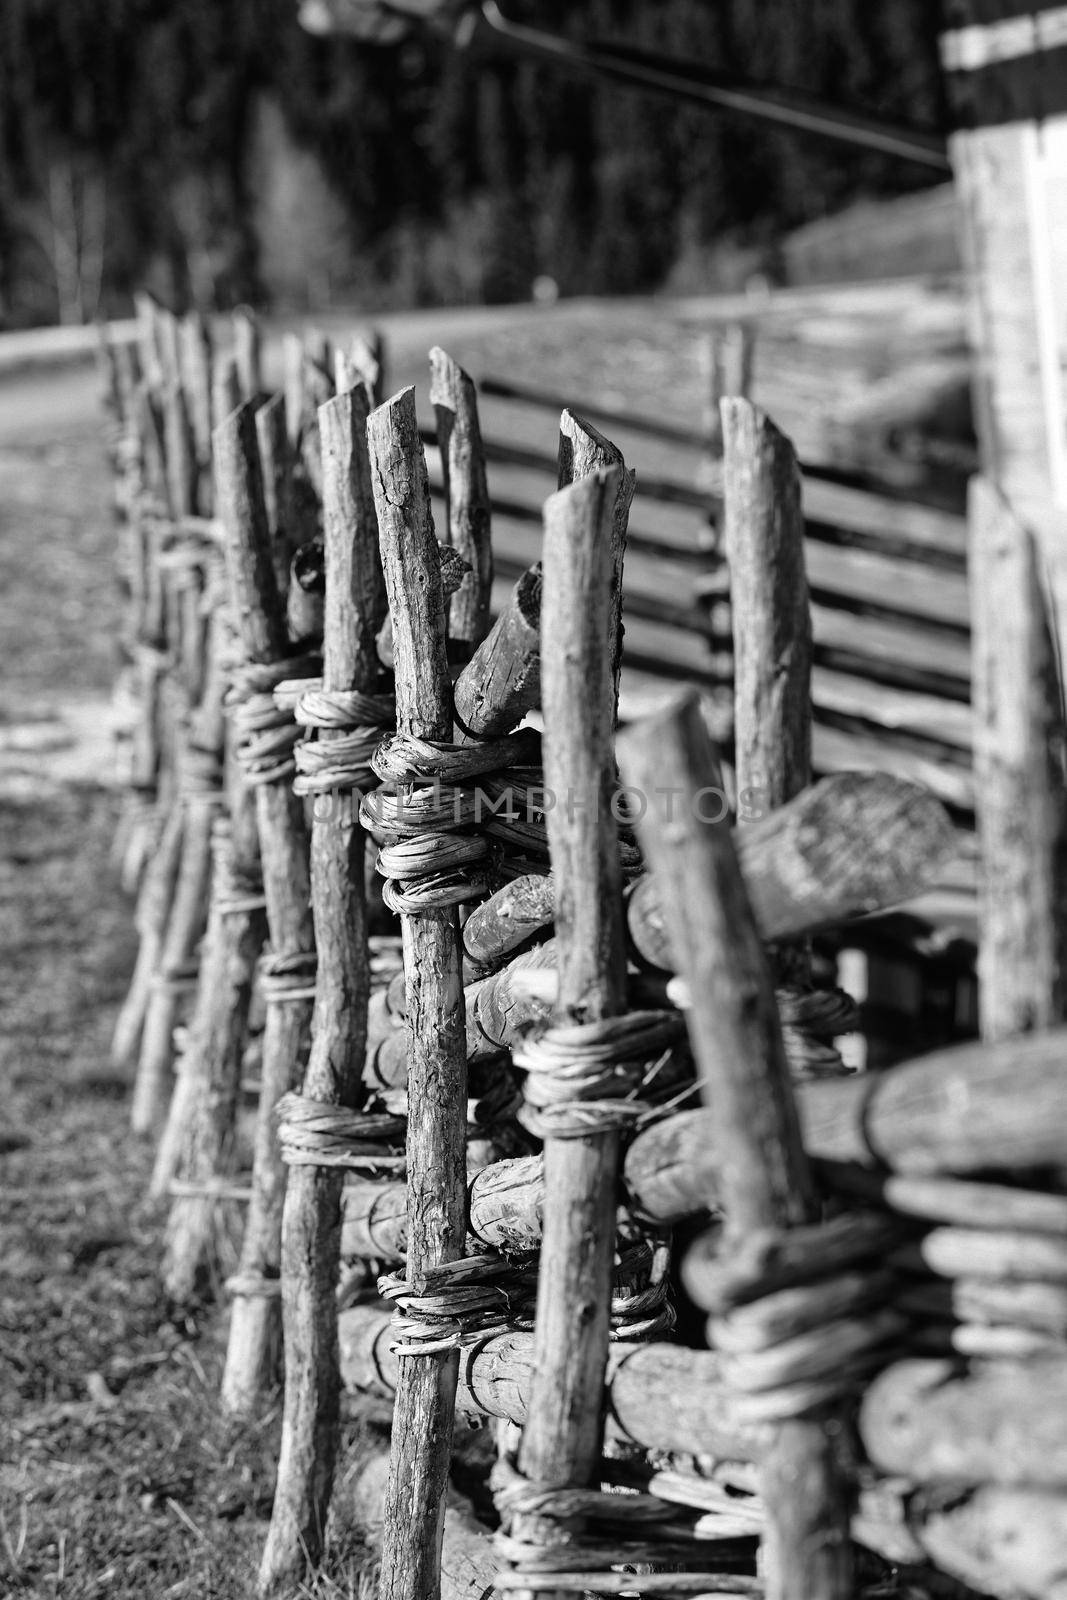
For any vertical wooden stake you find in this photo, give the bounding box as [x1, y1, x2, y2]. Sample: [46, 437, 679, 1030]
[216, 402, 316, 1417]
[155, 306, 182, 391]
[162, 382, 197, 520]
[940, 2, 1067, 660]
[969, 475, 1067, 1040]
[179, 311, 214, 508]
[703, 322, 755, 459]
[511, 467, 628, 1597]
[351, 328, 385, 407]
[430, 347, 493, 659]
[255, 393, 297, 600]
[722, 398, 812, 986]
[721, 398, 811, 818]
[234, 306, 263, 401]
[128, 784, 214, 1135]
[618, 689, 853, 1600]
[134, 290, 163, 390]
[213, 354, 242, 435]
[369, 388, 466, 1600]
[283, 333, 306, 448]
[557, 411, 635, 717]
[259, 384, 388, 1592]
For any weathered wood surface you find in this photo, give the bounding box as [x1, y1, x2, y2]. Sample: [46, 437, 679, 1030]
[159, 816, 266, 1301]
[463, 768, 952, 979]
[216, 403, 316, 1418]
[430, 347, 492, 659]
[627, 769, 953, 970]
[461, 867, 553, 973]
[153, 621, 265, 1245]
[861, 1356, 1067, 1488]
[943, 2, 1067, 658]
[128, 586, 224, 1136]
[912, 1486, 1067, 1600]
[259, 384, 387, 1594]
[128, 791, 214, 1134]
[212, 354, 242, 438]
[233, 307, 263, 401]
[178, 311, 213, 506]
[340, 1301, 757, 1462]
[339, 1394, 1065, 1600]
[509, 466, 629, 1599]
[349, 1015, 1067, 1254]
[625, 1027, 1067, 1221]
[339, 1305, 1067, 1595]
[342, 1154, 545, 1262]
[969, 476, 1067, 1040]
[255, 393, 297, 599]
[113, 802, 184, 1072]
[369, 386, 467, 1600]
[365, 940, 555, 1093]
[619, 690, 851, 1600]
[704, 323, 754, 458]
[556, 412, 635, 711]
[722, 399, 812, 818]
[162, 382, 197, 520]
[452, 566, 542, 740]
[343, 1433, 505, 1600]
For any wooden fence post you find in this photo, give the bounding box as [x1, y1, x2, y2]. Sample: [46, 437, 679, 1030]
[215, 402, 317, 1416]
[557, 411, 635, 711]
[430, 347, 493, 661]
[704, 322, 755, 461]
[619, 689, 854, 1600]
[234, 306, 263, 402]
[505, 466, 628, 1600]
[258, 383, 391, 1593]
[722, 399, 811, 824]
[940, 0, 1067, 660]
[369, 387, 468, 1600]
[969, 475, 1067, 1039]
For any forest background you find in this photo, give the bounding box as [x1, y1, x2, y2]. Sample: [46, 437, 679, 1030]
[0, 0, 947, 328]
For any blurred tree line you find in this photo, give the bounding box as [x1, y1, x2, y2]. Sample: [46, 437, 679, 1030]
[0, 0, 945, 326]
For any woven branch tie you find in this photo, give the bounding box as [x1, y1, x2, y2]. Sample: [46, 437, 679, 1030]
[225, 1271, 282, 1300]
[474, 771, 643, 875]
[379, 1254, 538, 1356]
[364, 730, 539, 914]
[210, 818, 266, 916]
[224, 651, 320, 786]
[491, 1454, 761, 1585]
[700, 1210, 908, 1422]
[668, 979, 859, 1080]
[371, 729, 539, 785]
[272, 678, 396, 796]
[512, 1010, 686, 1139]
[611, 1236, 676, 1341]
[776, 984, 858, 1079]
[259, 950, 319, 1006]
[177, 743, 226, 800]
[274, 1090, 406, 1172]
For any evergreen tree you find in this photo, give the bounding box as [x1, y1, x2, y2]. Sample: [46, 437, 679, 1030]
[0, 0, 947, 325]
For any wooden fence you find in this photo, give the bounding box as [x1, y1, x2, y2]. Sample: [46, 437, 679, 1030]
[95, 293, 1067, 1600]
